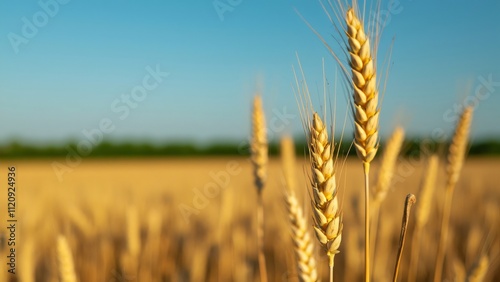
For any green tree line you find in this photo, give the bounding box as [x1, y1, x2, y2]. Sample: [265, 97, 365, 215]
[0, 138, 499, 158]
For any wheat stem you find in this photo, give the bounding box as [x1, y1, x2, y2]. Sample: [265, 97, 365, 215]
[329, 256, 334, 282]
[257, 192, 268, 282]
[393, 194, 417, 282]
[363, 162, 370, 282]
[370, 199, 381, 276]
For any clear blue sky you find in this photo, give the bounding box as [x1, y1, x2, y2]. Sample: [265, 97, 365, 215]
[0, 0, 499, 145]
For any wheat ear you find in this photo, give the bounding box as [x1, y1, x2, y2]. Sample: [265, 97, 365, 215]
[434, 106, 474, 282]
[373, 126, 405, 204]
[347, 7, 380, 164]
[282, 135, 318, 282]
[415, 155, 439, 229]
[251, 95, 268, 192]
[309, 112, 342, 282]
[285, 191, 319, 282]
[370, 126, 405, 278]
[346, 7, 380, 281]
[281, 135, 297, 192]
[251, 94, 268, 282]
[371, 126, 405, 269]
[408, 154, 439, 282]
[57, 235, 77, 282]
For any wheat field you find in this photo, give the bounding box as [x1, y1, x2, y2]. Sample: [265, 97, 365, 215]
[1, 155, 497, 281]
[1, 2, 498, 281]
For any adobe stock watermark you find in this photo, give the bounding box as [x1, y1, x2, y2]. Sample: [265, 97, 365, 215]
[432, 73, 500, 143]
[51, 65, 170, 182]
[8, 0, 72, 54]
[213, 0, 243, 21]
[178, 161, 242, 223]
[178, 104, 296, 223]
[442, 73, 500, 124]
[237, 106, 296, 155]
[368, 0, 407, 31]
[387, 73, 500, 187]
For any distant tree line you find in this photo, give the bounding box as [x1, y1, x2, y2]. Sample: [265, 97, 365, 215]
[0, 139, 499, 158]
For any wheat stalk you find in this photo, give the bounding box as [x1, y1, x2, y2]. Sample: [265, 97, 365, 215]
[408, 154, 439, 282]
[345, 7, 380, 281]
[393, 194, 417, 282]
[308, 112, 342, 282]
[285, 191, 319, 282]
[434, 106, 474, 282]
[57, 235, 78, 282]
[251, 94, 268, 282]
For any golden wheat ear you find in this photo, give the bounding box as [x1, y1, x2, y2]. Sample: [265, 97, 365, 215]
[434, 106, 474, 282]
[346, 7, 380, 165]
[344, 8, 382, 281]
[57, 235, 78, 282]
[370, 126, 405, 276]
[281, 135, 297, 192]
[251, 95, 268, 193]
[446, 106, 474, 190]
[308, 112, 343, 281]
[281, 135, 318, 282]
[373, 126, 405, 204]
[285, 191, 319, 282]
[250, 94, 269, 282]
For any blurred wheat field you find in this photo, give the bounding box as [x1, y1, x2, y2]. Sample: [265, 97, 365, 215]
[0, 156, 497, 281]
